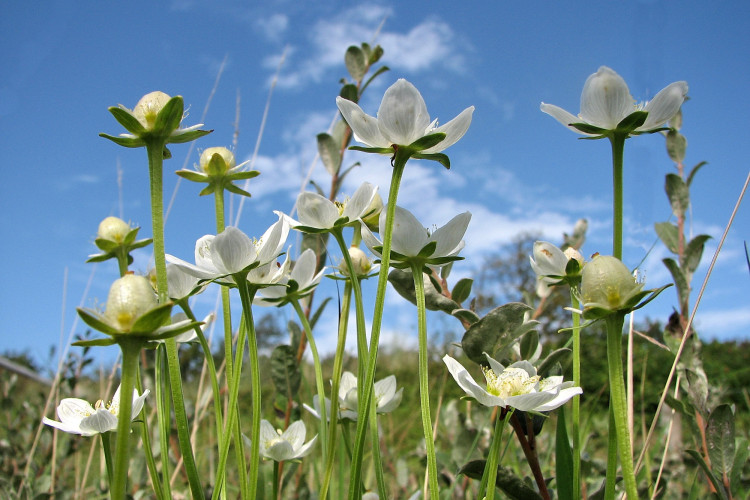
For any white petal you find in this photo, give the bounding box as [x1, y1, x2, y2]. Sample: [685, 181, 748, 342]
[212, 227, 256, 274]
[443, 355, 505, 407]
[336, 97, 389, 148]
[339, 372, 358, 399]
[640, 81, 688, 130]
[256, 216, 290, 265]
[505, 391, 558, 412]
[194, 235, 219, 273]
[281, 420, 307, 451]
[507, 360, 537, 377]
[530, 241, 568, 280]
[540, 103, 592, 135]
[430, 212, 471, 258]
[374, 375, 397, 405]
[131, 388, 150, 419]
[292, 434, 318, 458]
[342, 183, 378, 221]
[56, 398, 94, 426]
[377, 79, 430, 145]
[265, 440, 295, 462]
[80, 409, 118, 434]
[259, 419, 278, 455]
[377, 387, 403, 414]
[534, 386, 582, 412]
[579, 66, 633, 129]
[297, 192, 339, 229]
[423, 106, 475, 153]
[291, 249, 318, 287]
[389, 206, 429, 257]
[43, 416, 87, 435]
[360, 223, 383, 258]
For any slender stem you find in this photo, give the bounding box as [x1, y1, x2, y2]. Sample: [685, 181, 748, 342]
[111, 339, 141, 500]
[609, 134, 626, 260]
[569, 290, 582, 500]
[605, 313, 638, 499]
[135, 362, 165, 499]
[604, 408, 618, 500]
[115, 248, 130, 277]
[101, 433, 114, 487]
[411, 262, 440, 498]
[509, 412, 551, 500]
[155, 344, 173, 499]
[320, 281, 353, 499]
[348, 152, 408, 500]
[146, 141, 169, 303]
[273, 460, 281, 500]
[484, 409, 513, 500]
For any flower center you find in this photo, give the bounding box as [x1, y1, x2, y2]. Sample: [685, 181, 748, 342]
[482, 366, 539, 398]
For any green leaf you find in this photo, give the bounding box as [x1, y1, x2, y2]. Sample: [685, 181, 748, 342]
[555, 405, 574, 500]
[616, 110, 649, 132]
[409, 132, 446, 151]
[655, 221, 680, 254]
[686, 161, 707, 188]
[368, 44, 384, 65]
[99, 133, 146, 148]
[519, 330, 539, 361]
[344, 45, 367, 81]
[452, 308, 480, 325]
[684, 234, 711, 274]
[537, 348, 571, 378]
[707, 404, 735, 478]
[131, 303, 173, 333]
[662, 257, 689, 309]
[317, 133, 341, 176]
[287, 320, 302, 351]
[461, 303, 535, 366]
[666, 173, 690, 217]
[309, 297, 331, 330]
[686, 450, 729, 500]
[666, 130, 687, 163]
[108, 106, 146, 135]
[388, 269, 460, 314]
[71, 337, 117, 348]
[451, 278, 473, 304]
[458, 460, 543, 500]
[339, 83, 358, 103]
[730, 438, 749, 493]
[270, 345, 300, 400]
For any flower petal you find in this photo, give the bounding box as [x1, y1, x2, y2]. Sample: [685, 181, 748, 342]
[534, 386, 583, 412]
[540, 103, 592, 135]
[640, 81, 688, 130]
[388, 206, 429, 257]
[80, 409, 118, 434]
[256, 216, 290, 265]
[212, 227, 257, 274]
[297, 192, 339, 229]
[281, 420, 307, 451]
[378, 387, 403, 414]
[360, 223, 383, 258]
[443, 355, 505, 407]
[292, 434, 318, 458]
[342, 182, 378, 221]
[423, 106, 475, 153]
[579, 66, 633, 130]
[430, 212, 471, 258]
[336, 97, 390, 148]
[377, 79, 430, 145]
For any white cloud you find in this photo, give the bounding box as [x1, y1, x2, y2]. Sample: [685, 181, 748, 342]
[255, 13, 289, 42]
[694, 307, 750, 341]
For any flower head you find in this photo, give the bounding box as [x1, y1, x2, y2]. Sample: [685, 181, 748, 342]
[43, 385, 149, 436]
[338, 246, 374, 278]
[285, 182, 378, 233]
[304, 371, 403, 421]
[443, 355, 581, 412]
[529, 241, 584, 297]
[87, 217, 152, 265]
[255, 249, 325, 305]
[253, 420, 317, 462]
[175, 146, 259, 197]
[541, 66, 688, 137]
[336, 79, 473, 168]
[361, 206, 471, 269]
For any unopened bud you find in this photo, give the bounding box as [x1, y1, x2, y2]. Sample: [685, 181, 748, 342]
[581, 255, 643, 315]
[97, 216, 131, 244]
[105, 274, 158, 332]
[133, 91, 171, 130]
[199, 147, 235, 175]
[339, 247, 372, 277]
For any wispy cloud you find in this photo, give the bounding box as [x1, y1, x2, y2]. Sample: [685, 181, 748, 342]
[254, 13, 289, 42]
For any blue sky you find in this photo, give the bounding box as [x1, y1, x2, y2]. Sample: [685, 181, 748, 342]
[2, 1, 749, 367]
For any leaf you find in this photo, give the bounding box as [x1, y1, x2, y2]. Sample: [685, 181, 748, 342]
[519, 330, 539, 361]
[555, 405, 574, 500]
[461, 303, 535, 366]
[666, 130, 687, 164]
[309, 297, 331, 330]
[108, 106, 146, 135]
[270, 345, 300, 400]
[686, 449, 729, 500]
[617, 110, 649, 132]
[317, 133, 341, 177]
[537, 348, 571, 378]
[686, 161, 707, 188]
[287, 320, 302, 352]
[452, 308, 480, 325]
[707, 404, 735, 478]
[388, 269, 460, 314]
[666, 173, 690, 217]
[344, 45, 366, 81]
[683, 234, 711, 274]
[361, 65, 389, 94]
[451, 278, 473, 305]
[730, 438, 749, 493]
[662, 257, 689, 309]
[655, 221, 681, 254]
[155, 95, 184, 137]
[339, 83, 358, 103]
[458, 460, 543, 500]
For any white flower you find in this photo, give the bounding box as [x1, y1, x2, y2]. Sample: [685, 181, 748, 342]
[166, 217, 290, 285]
[165, 264, 206, 301]
[303, 371, 403, 421]
[361, 206, 470, 267]
[255, 249, 324, 305]
[287, 182, 378, 232]
[253, 420, 317, 462]
[43, 385, 149, 436]
[336, 79, 473, 153]
[541, 66, 687, 135]
[443, 355, 581, 412]
[529, 241, 569, 284]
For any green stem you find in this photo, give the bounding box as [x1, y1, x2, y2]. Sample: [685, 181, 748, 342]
[273, 460, 281, 500]
[146, 141, 169, 303]
[609, 134, 626, 260]
[237, 281, 260, 499]
[155, 345, 173, 499]
[605, 313, 638, 499]
[115, 248, 130, 277]
[290, 298, 328, 458]
[569, 290, 581, 500]
[410, 262, 440, 499]
[135, 361, 165, 499]
[483, 409, 513, 500]
[604, 407, 618, 500]
[101, 433, 114, 487]
[320, 281, 353, 499]
[111, 339, 141, 500]
[348, 151, 408, 500]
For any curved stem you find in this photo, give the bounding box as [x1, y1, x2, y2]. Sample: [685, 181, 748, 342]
[605, 313, 638, 499]
[111, 339, 140, 500]
[348, 152, 408, 500]
[101, 433, 114, 487]
[410, 262, 439, 499]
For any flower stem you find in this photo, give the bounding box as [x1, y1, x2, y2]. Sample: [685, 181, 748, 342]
[569, 290, 582, 499]
[483, 409, 513, 500]
[135, 362, 165, 499]
[605, 313, 638, 499]
[609, 133, 626, 260]
[411, 262, 440, 499]
[101, 433, 114, 487]
[348, 151, 408, 500]
[237, 281, 260, 498]
[111, 338, 140, 500]
[154, 344, 173, 499]
[145, 141, 169, 303]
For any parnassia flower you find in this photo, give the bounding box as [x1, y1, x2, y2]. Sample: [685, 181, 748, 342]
[255, 248, 324, 305]
[336, 79, 474, 168]
[43, 385, 149, 436]
[541, 66, 687, 136]
[443, 355, 581, 412]
[304, 372, 403, 421]
[361, 206, 471, 269]
[285, 182, 378, 233]
[529, 241, 584, 297]
[175, 146, 259, 197]
[249, 420, 317, 462]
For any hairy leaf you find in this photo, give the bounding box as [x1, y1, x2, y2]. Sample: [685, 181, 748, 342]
[461, 303, 535, 366]
[270, 345, 300, 399]
[707, 404, 735, 477]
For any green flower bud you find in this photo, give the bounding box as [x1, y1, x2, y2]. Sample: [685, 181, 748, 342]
[133, 91, 171, 130]
[581, 255, 644, 318]
[97, 216, 131, 244]
[105, 274, 158, 332]
[339, 246, 372, 277]
[200, 147, 235, 175]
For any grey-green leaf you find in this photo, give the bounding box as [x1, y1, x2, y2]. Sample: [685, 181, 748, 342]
[662, 257, 689, 309]
[461, 303, 535, 366]
[655, 221, 680, 254]
[388, 269, 460, 314]
[451, 278, 473, 305]
[684, 234, 711, 274]
[666, 130, 687, 164]
[686, 449, 729, 500]
[665, 173, 690, 217]
[317, 133, 341, 177]
[271, 345, 301, 399]
[707, 404, 735, 477]
[344, 45, 367, 81]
